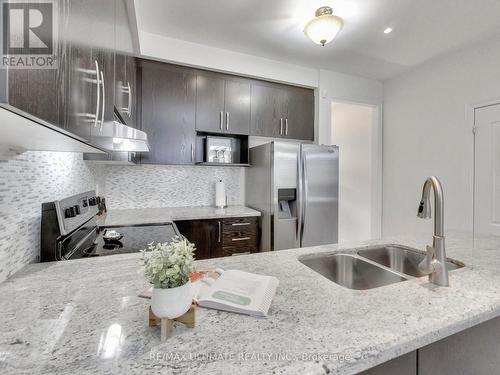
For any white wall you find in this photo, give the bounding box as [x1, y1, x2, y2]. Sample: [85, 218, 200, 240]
[383, 35, 500, 237]
[332, 102, 378, 242]
[139, 32, 319, 88]
[318, 69, 383, 145]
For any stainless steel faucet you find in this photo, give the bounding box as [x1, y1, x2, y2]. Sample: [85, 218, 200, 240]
[417, 176, 449, 286]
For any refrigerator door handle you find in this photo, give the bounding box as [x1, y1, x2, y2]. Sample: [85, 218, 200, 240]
[297, 147, 302, 244]
[301, 147, 308, 247]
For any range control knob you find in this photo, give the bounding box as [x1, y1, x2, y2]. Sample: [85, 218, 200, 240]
[73, 205, 81, 215]
[82, 199, 88, 207]
[65, 207, 75, 218]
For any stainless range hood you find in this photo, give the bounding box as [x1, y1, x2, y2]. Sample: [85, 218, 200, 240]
[89, 119, 149, 152]
[84, 110, 149, 164]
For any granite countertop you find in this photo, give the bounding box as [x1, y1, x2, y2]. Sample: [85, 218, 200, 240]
[1, 233, 500, 374]
[97, 206, 261, 227]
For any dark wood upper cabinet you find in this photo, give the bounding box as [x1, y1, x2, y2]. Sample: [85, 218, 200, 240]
[115, 0, 137, 127]
[250, 84, 282, 137]
[195, 73, 251, 135]
[139, 62, 196, 165]
[285, 88, 315, 141]
[224, 79, 251, 135]
[125, 56, 138, 127]
[3, 0, 139, 148]
[4, 0, 67, 129]
[250, 82, 314, 141]
[195, 75, 225, 133]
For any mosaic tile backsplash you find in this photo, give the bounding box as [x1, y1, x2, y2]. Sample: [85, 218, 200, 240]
[103, 164, 245, 209]
[0, 151, 101, 282]
[0, 153, 244, 282]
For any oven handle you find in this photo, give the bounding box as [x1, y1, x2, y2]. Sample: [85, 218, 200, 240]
[62, 228, 97, 260]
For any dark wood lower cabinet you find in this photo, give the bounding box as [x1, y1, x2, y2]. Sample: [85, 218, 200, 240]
[175, 216, 259, 260]
[358, 352, 416, 375]
[359, 315, 500, 374]
[174, 219, 218, 260]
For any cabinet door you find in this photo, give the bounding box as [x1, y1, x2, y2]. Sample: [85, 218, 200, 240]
[140, 62, 196, 164]
[418, 316, 500, 375]
[250, 84, 282, 137]
[125, 56, 137, 127]
[65, 43, 95, 140]
[195, 74, 225, 133]
[175, 219, 220, 260]
[115, 0, 135, 125]
[114, 53, 127, 120]
[5, 0, 67, 128]
[285, 88, 314, 141]
[224, 80, 250, 135]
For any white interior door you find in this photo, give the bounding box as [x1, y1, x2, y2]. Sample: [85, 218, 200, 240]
[474, 103, 500, 235]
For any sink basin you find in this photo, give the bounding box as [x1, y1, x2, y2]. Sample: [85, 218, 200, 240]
[357, 245, 464, 277]
[299, 253, 407, 290]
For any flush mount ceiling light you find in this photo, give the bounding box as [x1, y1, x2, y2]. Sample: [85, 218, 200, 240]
[383, 27, 393, 34]
[303, 6, 344, 46]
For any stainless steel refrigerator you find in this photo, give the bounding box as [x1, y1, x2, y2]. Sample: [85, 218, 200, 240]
[246, 141, 339, 251]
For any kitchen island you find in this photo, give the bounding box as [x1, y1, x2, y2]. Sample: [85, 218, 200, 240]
[1, 233, 499, 374]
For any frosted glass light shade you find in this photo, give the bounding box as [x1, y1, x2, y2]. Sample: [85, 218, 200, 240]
[304, 11, 343, 46]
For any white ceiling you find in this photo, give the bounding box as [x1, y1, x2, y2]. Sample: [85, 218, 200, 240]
[135, 0, 500, 81]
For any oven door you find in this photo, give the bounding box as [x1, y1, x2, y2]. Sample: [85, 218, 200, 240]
[58, 224, 98, 260]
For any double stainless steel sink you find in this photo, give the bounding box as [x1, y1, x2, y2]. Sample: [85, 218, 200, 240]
[298, 245, 464, 290]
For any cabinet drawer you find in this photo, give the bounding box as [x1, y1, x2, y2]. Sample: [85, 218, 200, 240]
[223, 216, 258, 230]
[220, 244, 258, 257]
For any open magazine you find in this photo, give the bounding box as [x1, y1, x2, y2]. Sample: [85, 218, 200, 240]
[139, 269, 279, 317]
[193, 269, 279, 317]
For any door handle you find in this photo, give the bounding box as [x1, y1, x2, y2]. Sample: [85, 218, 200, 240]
[280, 118, 283, 135]
[231, 222, 250, 226]
[93, 60, 100, 128]
[99, 70, 105, 132]
[218, 221, 222, 243]
[226, 112, 229, 131]
[127, 82, 132, 117]
[285, 118, 288, 136]
[232, 237, 251, 242]
[220, 111, 223, 130]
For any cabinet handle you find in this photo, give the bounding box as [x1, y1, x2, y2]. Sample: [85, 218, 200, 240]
[191, 144, 194, 162]
[99, 70, 105, 132]
[126, 82, 132, 117]
[220, 111, 223, 130]
[280, 118, 283, 135]
[285, 118, 288, 136]
[231, 222, 250, 226]
[93, 60, 100, 128]
[218, 221, 222, 243]
[232, 237, 251, 242]
[231, 252, 251, 256]
[226, 112, 229, 131]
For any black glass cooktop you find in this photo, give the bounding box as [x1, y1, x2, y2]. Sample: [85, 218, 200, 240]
[93, 223, 180, 256]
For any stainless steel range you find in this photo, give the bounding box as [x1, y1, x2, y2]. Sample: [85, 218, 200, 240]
[40, 191, 180, 261]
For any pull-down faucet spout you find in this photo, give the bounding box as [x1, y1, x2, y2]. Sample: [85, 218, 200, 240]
[417, 176, 449, 286]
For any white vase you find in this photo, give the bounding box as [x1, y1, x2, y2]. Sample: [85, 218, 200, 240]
[151, 281, 192, 319]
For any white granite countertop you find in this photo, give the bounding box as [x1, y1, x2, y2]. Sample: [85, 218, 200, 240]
[1, 233, 500, 374]
[98, 205, 261, 227]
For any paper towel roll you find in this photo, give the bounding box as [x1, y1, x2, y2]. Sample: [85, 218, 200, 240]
[215, 180, 227, 208]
